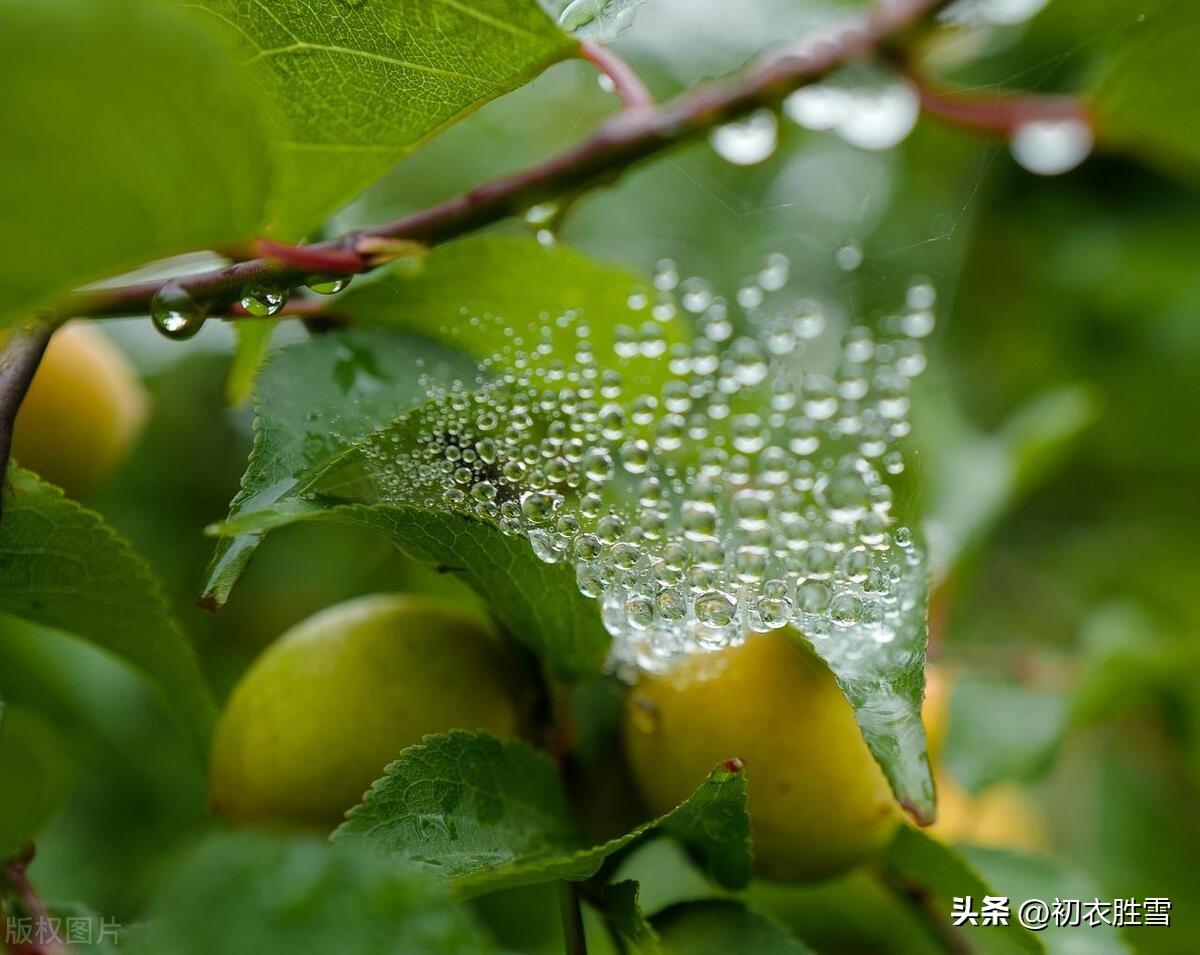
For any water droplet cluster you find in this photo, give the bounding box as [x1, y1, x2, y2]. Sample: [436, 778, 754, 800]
[352, 256, 935, 674]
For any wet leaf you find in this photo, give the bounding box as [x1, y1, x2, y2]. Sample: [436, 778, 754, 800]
[539, 0, 645, 40]
[334, 730, 751, 896]
[201, 330, 476, 609]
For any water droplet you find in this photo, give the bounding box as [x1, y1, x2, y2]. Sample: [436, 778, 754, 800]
[710, 109, 779, 166]
[150, 281, 206, 340]
[307, 276, 351, 295]
[240, 283, 289, 317]
[835, 241, 864, 271]
[1010, 118, 1093, 176]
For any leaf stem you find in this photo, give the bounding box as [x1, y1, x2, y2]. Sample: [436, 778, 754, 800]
[0, 321, 55, 510]
[904, 68, 1090, 135]
[559, 881, 589, 955]
[580, 41, 654, 111]
[64, 0, 955, 323]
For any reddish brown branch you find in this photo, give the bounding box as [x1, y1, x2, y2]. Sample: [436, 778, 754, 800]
[2, 846, 72, 955]
[64, 0, 954, 323]
[0, 323, 54, 505]
[580, 40, 654, 111]
[912, 76, 1089, 135]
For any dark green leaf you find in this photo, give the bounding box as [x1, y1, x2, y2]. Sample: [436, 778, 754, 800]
[652, 900, 815, 955]
[201, 330, 477, 609]
[596, 881, 661, 953]
[944, 676, 1069, 795]
[134, 832, 499, 954]
[0, 705, 73, 858]
[962, 847, 1135, 955]
[334, 730, 751, 896]
[194, 1, 576, 238]
[0, 468, 215, 754]
[883, 827, 1045, 955]
[0, 0, 270, 325]
[1094, 2, 1200, 183]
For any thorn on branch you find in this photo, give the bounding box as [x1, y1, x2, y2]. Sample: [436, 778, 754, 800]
[0, 321, 55, 514]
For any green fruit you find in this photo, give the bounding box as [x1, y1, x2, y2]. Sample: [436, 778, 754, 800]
[11, 322, 147, 497]
[211, 594, 520, 828]
[623, 630, 899, 882]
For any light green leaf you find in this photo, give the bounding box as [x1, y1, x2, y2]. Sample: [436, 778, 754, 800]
[1094, 1, 1200, 183]
[883, 827, 1045, 955]
[540, 0, 645, 39]
[0, 468, 215, 755]
[0, 705, 73, 858]
[195, 1, 577, 238]
[943, 676, 1068, 795]
[201, 330, 477, 609]
[223, 320, 276, 407]
[331, 236, 674, 384]
[334, 730, 752, 897]
[134, 832, 499, 954]
[962, 847, 1135, 955]
[0, 0, 271, 326]
[652, 900, 816, 955]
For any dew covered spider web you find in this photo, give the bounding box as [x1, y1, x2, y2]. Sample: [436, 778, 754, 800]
[334, 253, 935, 676]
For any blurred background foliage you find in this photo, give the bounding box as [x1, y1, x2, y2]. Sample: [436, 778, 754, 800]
[2, 0, 1198, 952]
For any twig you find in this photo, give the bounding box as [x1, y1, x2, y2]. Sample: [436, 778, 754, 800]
[559, 881, 589, 955]
[580, 41, 654, 111]
[1, 845, 73, 955]
[0, 323, 54, 507]
[64, 0, 954, 322]
[910, 74, 1089, 135]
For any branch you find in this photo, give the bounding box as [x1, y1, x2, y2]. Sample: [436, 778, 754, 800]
[907, 72, 1090, 136]
[2, 845, 73, 955]
[558, 881, 589, 955]
[580, 41, 654, 111]
[0, 323, 54, 505]
[65, 0, 954, 322]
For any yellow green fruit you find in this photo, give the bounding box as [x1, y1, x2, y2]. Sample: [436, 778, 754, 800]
[211, 594, 520, 828]
[623, 630, 900, 882]
[11, 322, 148, 497]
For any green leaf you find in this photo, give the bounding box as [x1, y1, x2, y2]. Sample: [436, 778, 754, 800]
[134, 832, 499, 954]
[0, 705, 73, 858]
[0, 468, 215, 755]
[962, 847, 1135, 955]
[201, 329, 477, 609]
[943, 676, 1068, 796]
[652, 900, 816, 955]
[596, 881, 662, 953]
[195, 1, 577, 238]
[1094, 1, 1200, 183]
[224, 502, 610, 678]
[883, 827, 1045, 955]
[0, 0, 271, 326]
[334, 730, 752, 897]
[539, 0, 645, 39]
[331, 236, 675, 383]
[223, 320, 276, 407]
[785, 545, 936, 826]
